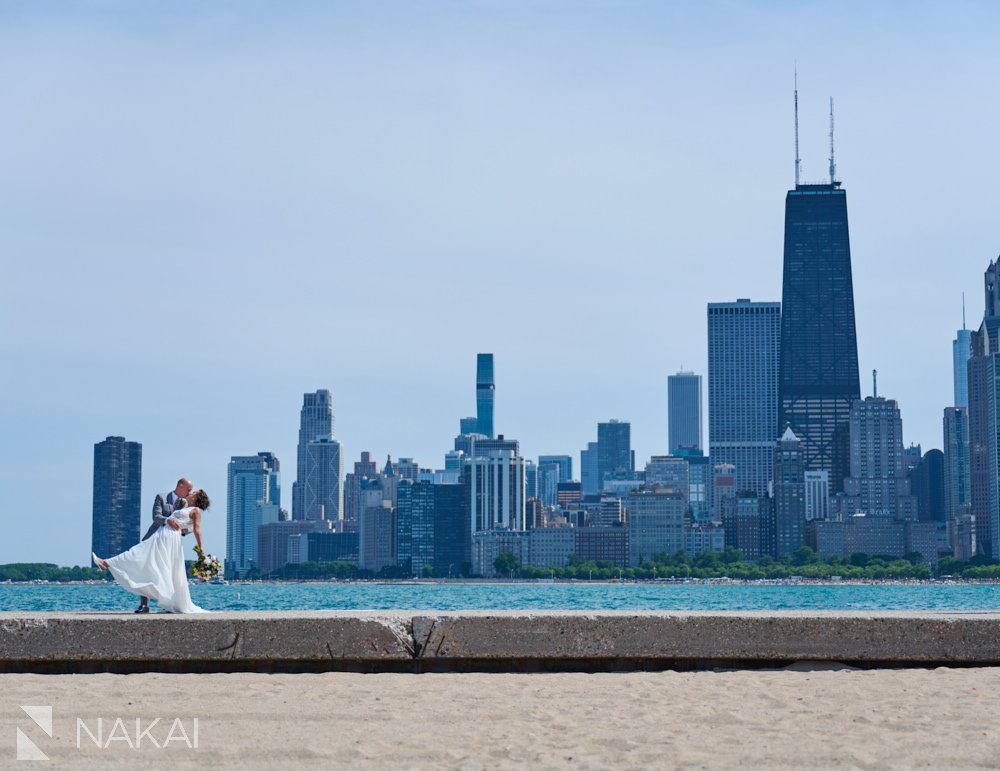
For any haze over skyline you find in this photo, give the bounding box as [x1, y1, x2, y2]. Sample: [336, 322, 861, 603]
[3, 1, 998, 565]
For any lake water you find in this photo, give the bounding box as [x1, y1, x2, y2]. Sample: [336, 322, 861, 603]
[2, 582, 999, 612]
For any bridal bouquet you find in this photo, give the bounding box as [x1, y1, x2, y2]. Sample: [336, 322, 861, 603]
[190, 545, 222, 582]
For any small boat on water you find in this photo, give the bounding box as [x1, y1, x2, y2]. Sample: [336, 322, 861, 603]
[209, 577, 228, 585]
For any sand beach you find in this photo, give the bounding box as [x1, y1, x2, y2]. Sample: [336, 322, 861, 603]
[1, 667, 998, 768]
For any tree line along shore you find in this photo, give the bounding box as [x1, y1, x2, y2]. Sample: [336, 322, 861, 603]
[6, 547, 1000, 583]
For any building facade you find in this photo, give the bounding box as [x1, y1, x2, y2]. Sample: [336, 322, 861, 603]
[773, 428, 807, 559]
[292, 390, 334, 520]
[668, 371, 703, 454]
[778, 182, 861, 494]
[476, 353, 495, 438]
[708, 299, 781, 497]
[92, 436, 142, 561]
[626, 488, 685, 566]
[302, 435, 343, 522]
[468, 450, 526, 533]
[226, 452, 280, 578]
[597, 420, 633, 488]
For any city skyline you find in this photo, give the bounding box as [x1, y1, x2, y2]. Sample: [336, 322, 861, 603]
[5, 2, 1000, 566]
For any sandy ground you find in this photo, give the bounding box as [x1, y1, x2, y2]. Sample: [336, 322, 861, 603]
[1, 667, 998, 769]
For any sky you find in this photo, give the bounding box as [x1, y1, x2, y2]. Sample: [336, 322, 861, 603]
[2, 1, 998, 566]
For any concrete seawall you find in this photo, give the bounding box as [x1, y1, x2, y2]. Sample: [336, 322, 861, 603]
[2, 611, 1000, 673]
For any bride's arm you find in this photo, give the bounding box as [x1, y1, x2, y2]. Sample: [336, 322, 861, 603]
[191, 509, 204, 552]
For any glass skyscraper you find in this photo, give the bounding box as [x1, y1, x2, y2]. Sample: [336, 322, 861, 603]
[597, 420, 634, 488]
[226, 451, 280, 578]
[778, 182, 861, 494]
[707, 299, 781, 497]
[954, 328, 972, 408]
[91, 436, 142, 560]
[476, 353, 495, 438]
[668, 371, 703, 454]
[292, 390, 334, 520]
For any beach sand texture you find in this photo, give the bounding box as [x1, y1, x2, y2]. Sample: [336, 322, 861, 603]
[1, 667, 998, 768]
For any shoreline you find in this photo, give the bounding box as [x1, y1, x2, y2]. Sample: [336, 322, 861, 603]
[5, 577, 1000, 587]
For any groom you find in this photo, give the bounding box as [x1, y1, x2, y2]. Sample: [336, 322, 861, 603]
[135, 477, 194, 613]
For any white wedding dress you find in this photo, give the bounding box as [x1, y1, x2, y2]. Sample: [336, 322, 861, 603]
[99, 507, 207, 614]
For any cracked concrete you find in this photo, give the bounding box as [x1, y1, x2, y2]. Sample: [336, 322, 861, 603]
[1, 611, 1000, 672]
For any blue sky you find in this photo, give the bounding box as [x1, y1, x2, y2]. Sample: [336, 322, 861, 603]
[2, 1, 998, 565]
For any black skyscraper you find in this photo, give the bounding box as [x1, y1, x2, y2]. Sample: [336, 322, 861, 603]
[778, 181, 861, 493]
[91, 435, 142, 560]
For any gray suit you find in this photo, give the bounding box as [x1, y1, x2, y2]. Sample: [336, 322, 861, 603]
[141, 491, 188, 542]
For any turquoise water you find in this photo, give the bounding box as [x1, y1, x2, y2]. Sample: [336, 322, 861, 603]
[2, 582, 999, 612]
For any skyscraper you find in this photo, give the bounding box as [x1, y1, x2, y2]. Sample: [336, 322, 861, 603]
[91, 436, 142, 561]
[778, 178, 861, 493]
[597, 420, 633, 487]
[954, 326, 973, 409]
[538, 455, 573, 482]
[707, 299, 781, 497]
[302, 435, 343, 522]
[343, 451, 378, 526]
[468, 449, 526, 533]
[668, 371, 703, 454]
[226, 452, 280, 578]
[476, 353, 495, 438]
[943, 406, 971, 522]
[843, 392, 917, 520]
[773, 427, 807, 559]
[292, 390, 334, 520]
[580, 441, 600, 495]
[968, 258, 1000, 556]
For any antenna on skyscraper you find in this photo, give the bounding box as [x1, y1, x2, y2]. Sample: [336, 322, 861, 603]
[872, 369, 878, 399]
[794, 65, 801, 187]
[963, 291, 967, 330]
[828, 97, 836, 184]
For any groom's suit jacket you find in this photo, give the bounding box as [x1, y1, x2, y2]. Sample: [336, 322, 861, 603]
[141, 491, 188, 542]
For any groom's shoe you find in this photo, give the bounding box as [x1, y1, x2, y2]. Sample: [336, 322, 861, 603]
[135, 600, 150, 614]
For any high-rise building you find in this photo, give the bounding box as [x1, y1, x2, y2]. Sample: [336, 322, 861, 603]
[955, 327, 973, 409]
[226, 452, 280, 578]
[708, 299, 781, 497]
[91, 436, 142, 561]
[468, 449, 526, 533]
[773, 428, 807, 559]
[711, 463, 737, 521]
[910, 450, 945, 524]
[778, 179, 861, 493]
[459, 417, 479, 435]
[292, 390, 334, 520]
[804, 470, 830, 522]
[722, 492, 764, 561]
[536, 462, 560, 507]
[431, 482, 471, 577]
[302, 435, 343, 522]
[476, 353, 495, 438]
[626, 487, 685, 566]
[538, 455, 573, 482]
[668, 371, 703, 454]
[343, 451, 378, 526]
[943, 406, 971, 523]
[396, 479, 433, 574]
[596, 420, 633, 488]
[843, 393, 917, 520]
[358, 478, 395, 572]
[644, 456, 689, 508]
[674, 448, 711, 521]
[581, 441, 600, 495]
[524, 459, 538, 501]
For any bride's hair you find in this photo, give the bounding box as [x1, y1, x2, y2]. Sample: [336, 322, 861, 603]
[191, 490, 211, 510]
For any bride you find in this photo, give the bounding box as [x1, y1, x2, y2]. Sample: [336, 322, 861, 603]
[93, 489, 212, 614]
